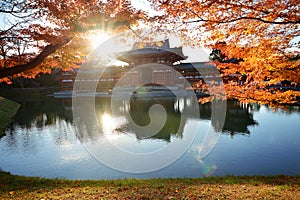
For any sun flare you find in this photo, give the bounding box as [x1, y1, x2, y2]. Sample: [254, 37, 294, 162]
[90, 31, 111, 49]
[88, 31, 127, 59]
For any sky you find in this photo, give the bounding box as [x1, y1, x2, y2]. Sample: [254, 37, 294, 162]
[169, 35, 210, 62]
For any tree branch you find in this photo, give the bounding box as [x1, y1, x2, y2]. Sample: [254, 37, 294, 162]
[0, 37, 72, 79]
[0, 19, 30, 35]
[185, 16, 300, 25]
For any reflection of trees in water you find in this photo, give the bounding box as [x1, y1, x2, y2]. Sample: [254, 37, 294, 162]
[224, 101, 259, 136]
[2, 97, 75, 154]
[210, 101, 259, 137]
[3, 117, 76, 155]
[185, 100, 259, 137]
[73, 97, 103, 141]
[196, 100, 260, 137]
[264, 104, 300, 114]
[10, 96, 73, 129]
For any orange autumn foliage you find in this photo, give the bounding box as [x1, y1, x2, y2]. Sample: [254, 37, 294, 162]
[149, 0, 299, 105]
[0, 0, 144, 80]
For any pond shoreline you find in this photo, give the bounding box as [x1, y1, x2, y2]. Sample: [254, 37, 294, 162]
[1, 87, 299, 106]
[0, 96, 20, 137]
[0, 171, 299, 199]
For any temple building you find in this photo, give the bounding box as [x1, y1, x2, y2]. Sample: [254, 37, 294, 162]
[58, 40, 220, 92]
[115, 40, 186, 87]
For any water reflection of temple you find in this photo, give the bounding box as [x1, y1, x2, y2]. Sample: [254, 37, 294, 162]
[71, 96, 261, 142]
[3, 88, 261, 142]
[107, 94, 201, 142]
[3, 89, 262, 144]
[117, 98, 183, 141]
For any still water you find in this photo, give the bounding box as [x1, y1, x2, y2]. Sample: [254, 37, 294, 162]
[0, 94, 299, 179]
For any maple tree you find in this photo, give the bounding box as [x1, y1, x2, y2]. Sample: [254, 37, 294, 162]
[0, 0, 143, 82]
[149, 0, 300, 105]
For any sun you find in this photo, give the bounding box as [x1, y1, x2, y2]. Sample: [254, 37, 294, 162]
[89, 30, 125, 59]
[90, 31, 111, 49]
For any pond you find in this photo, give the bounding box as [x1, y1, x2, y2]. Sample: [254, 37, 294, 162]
[0, 91, 299, 179]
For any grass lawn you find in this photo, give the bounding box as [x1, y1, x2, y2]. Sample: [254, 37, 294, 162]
[0, 171, 299, 199]
[0, 96, 20, 136]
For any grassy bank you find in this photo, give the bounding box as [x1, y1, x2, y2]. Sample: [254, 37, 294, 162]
[0, 96, 20, 136]
[0, 172, 299, 199]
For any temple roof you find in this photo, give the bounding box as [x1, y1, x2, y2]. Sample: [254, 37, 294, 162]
[115, 39, 187, 63]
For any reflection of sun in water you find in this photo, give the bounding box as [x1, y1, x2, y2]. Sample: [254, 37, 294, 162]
[101, 113, 124, 141]
[102, 113, 115, 132]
